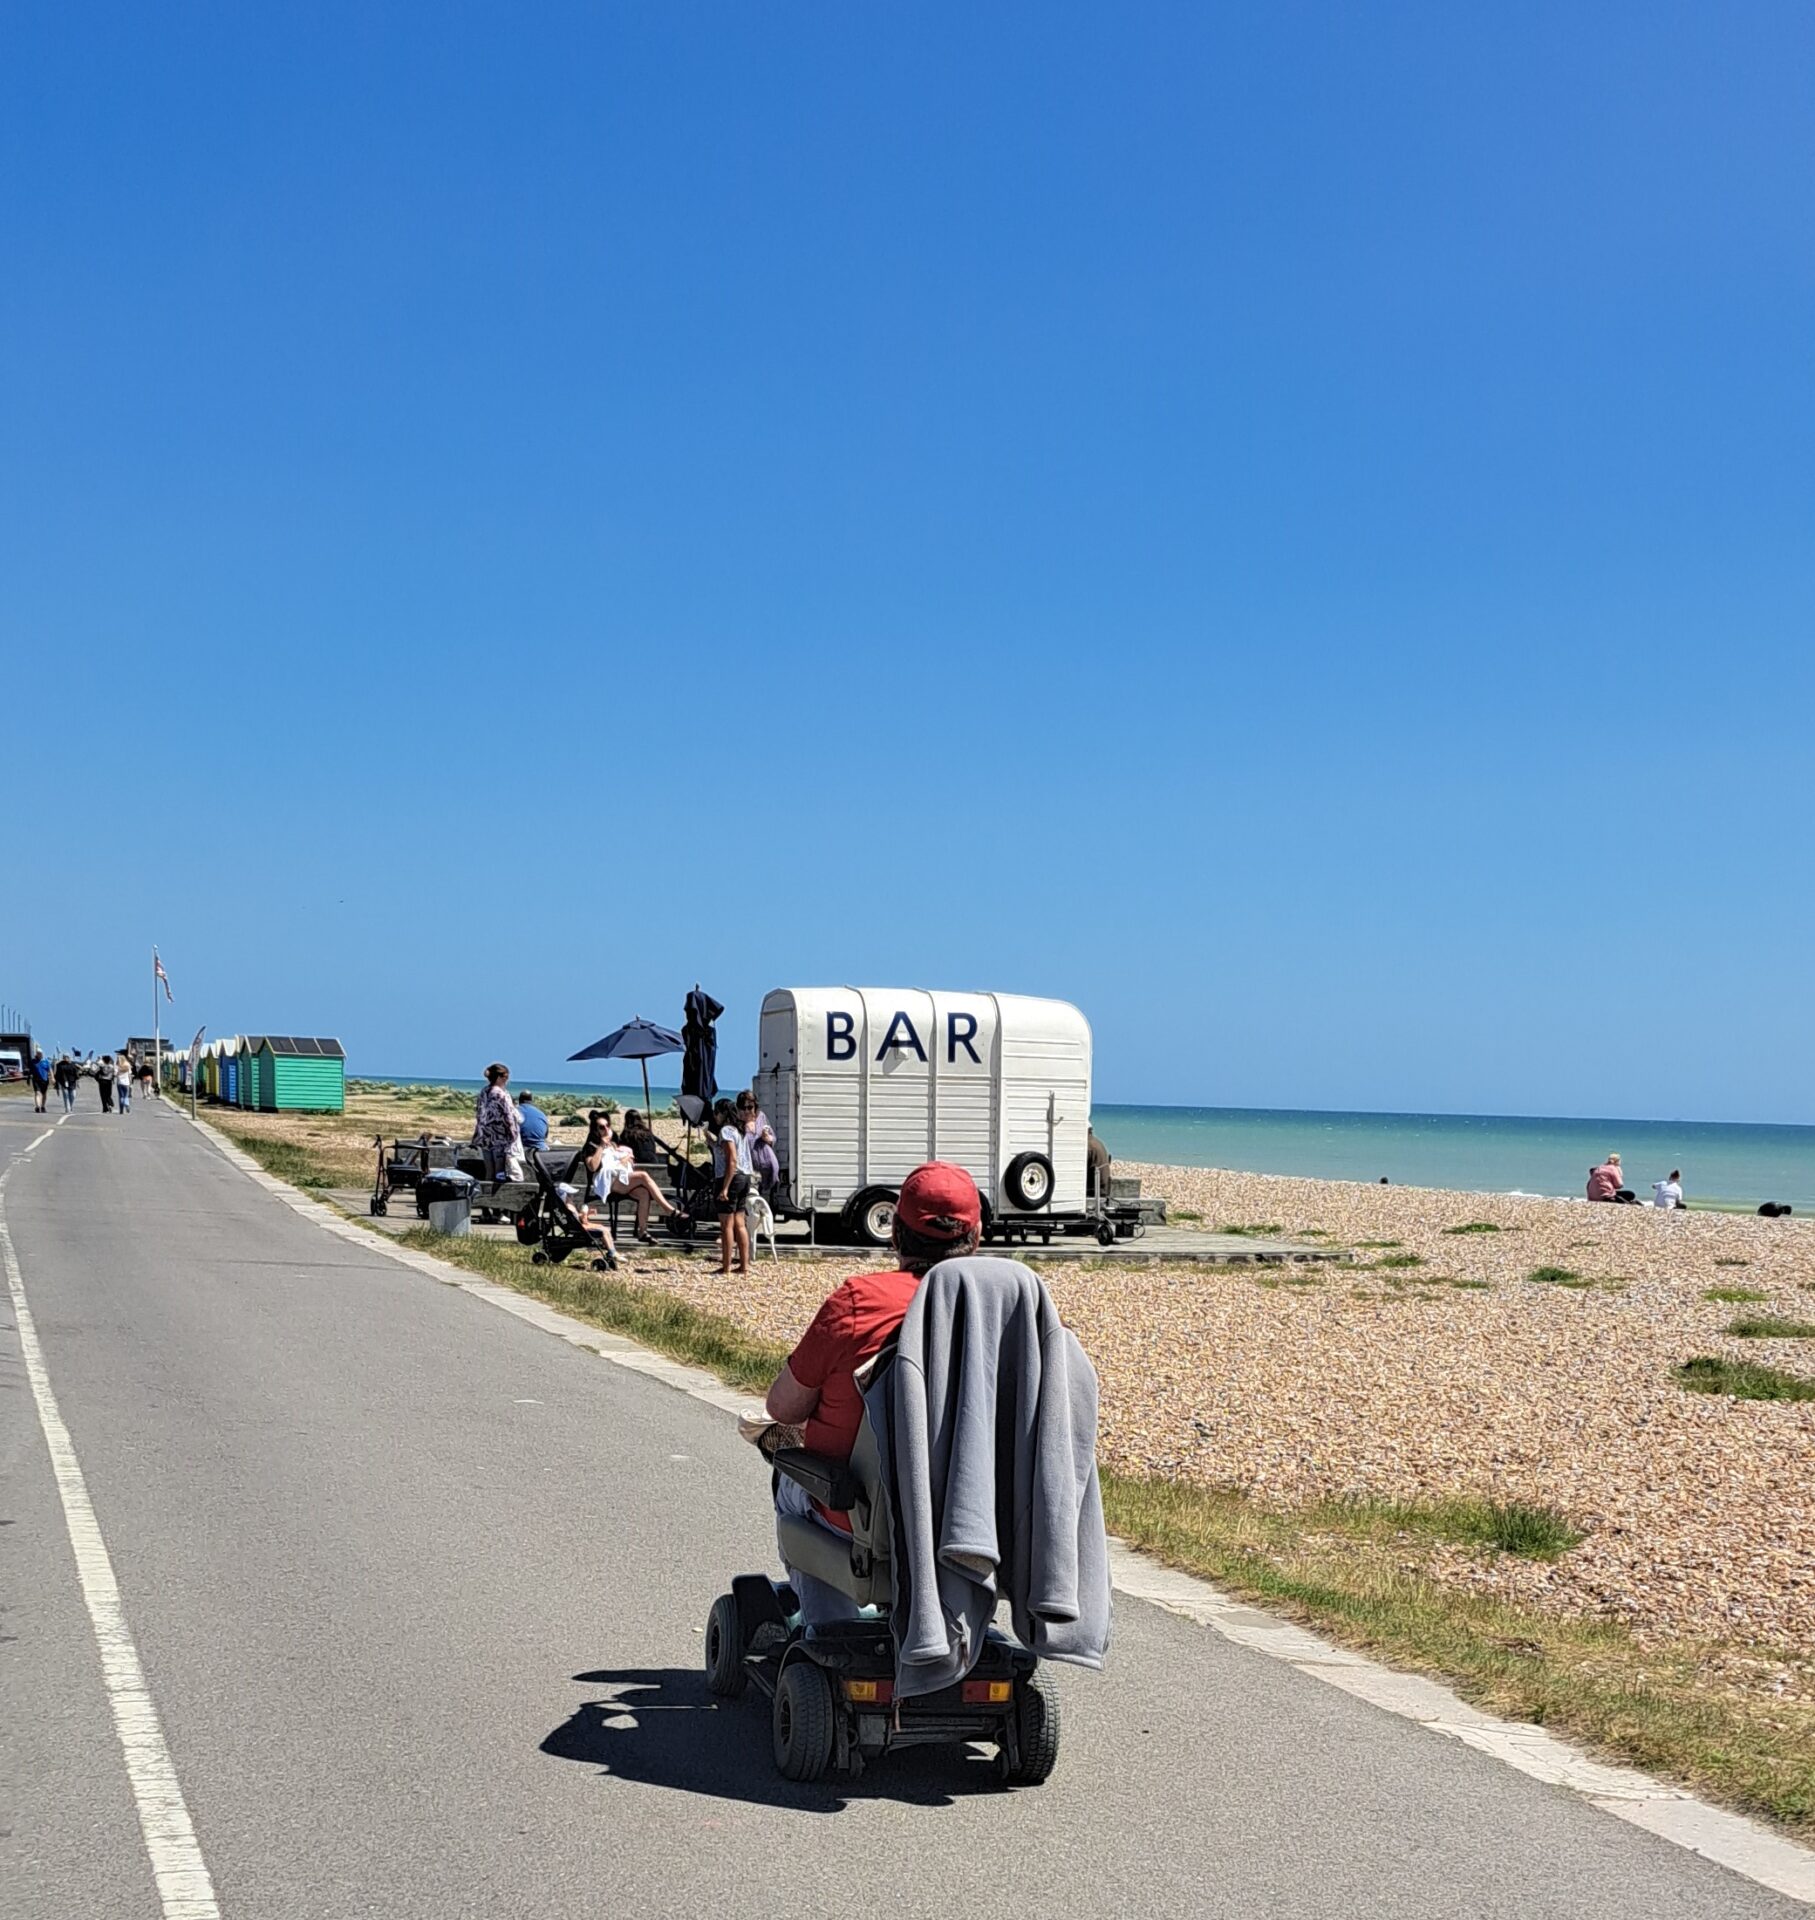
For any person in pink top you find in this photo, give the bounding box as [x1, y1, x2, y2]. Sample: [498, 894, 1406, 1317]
[1586, 1153, 1634, 1203]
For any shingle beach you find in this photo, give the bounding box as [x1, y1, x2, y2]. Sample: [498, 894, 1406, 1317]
[633, 1164, 1815, 1650]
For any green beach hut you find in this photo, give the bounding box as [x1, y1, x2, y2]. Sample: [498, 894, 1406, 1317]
[240, 1037, 268, 1111]
[253, 1037, 346, 1113]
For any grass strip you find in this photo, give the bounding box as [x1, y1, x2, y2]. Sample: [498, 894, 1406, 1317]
[1705, 1286, 1769, 1304]
[1527, 1265, 1592, 1289]
[397, 1229, 789, 1392]
[1103, 1475, 1814, 1835]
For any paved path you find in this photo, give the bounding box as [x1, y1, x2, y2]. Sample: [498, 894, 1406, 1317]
[0, 1096, 1800, 1918]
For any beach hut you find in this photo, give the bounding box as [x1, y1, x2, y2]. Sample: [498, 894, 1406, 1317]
[220, 1037, 242, 1108]
[239, 1037, 268, 1110]
[252, 1037, 346, 1113]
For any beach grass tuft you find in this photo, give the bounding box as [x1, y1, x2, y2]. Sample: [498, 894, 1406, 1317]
[1704, 1286, 1769, 1304]
[1714, 1258, 1751, 1269]
[1355, 1238, 1402, 1249]
[1443, 1222, 1502, 1235]
[1725, 1317, 1815, 1342]
[1675, 1356, 1815, 1402]
[1219, 1222, 1284, 1237]
[1526, 1265, 1592, 1288]
[1375, 1252, 1426, 1270]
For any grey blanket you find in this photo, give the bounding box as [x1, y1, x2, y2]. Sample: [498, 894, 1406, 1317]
[863, 1255, 1112, 1698]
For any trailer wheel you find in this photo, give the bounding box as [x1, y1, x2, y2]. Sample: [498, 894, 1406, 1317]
[1004, 1152, 1055, 1211]
[1096, 1223, 1115, 1247]
[846, 1189, 898, 1248]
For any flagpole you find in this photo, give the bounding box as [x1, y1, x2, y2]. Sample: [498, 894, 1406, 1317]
[153, 948, 160, 1095]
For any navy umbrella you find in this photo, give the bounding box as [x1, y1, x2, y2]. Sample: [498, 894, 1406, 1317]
[680, 986, 723, 1126]
[568, 1016, 684, 1124]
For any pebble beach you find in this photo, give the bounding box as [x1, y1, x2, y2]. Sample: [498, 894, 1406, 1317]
[634, 1162, 1815, 1652]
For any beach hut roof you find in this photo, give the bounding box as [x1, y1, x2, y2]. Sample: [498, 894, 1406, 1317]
[260, 1036, 346, 1058]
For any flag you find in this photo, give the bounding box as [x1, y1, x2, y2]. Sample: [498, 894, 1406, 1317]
[154, 949, 173, 1003]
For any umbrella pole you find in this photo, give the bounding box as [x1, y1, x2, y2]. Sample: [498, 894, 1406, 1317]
[641, 1059, 651, 1125]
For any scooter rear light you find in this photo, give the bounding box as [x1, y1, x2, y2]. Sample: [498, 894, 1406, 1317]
[843, 1679, 894, 1705]
[962, 1679, 1013, 1704]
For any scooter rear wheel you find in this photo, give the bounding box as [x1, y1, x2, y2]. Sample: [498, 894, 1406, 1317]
[773, 1660, 836, 1781]
[998, 1666, 1061, 1786]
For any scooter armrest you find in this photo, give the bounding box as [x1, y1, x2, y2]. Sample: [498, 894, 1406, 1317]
[773, 1449, 861, 1511]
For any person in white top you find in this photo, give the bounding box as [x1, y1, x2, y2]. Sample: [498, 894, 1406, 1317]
[589, 1114, 679, 1244]
[1652, 1170, 1685, 1210]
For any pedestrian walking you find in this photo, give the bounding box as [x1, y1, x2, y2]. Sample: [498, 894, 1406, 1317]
[117, 1054, 133, 1114]
[54, 1054, 78, 1113]
[28, 1047, 51, 1113]
[96, 1053, 117, 1113]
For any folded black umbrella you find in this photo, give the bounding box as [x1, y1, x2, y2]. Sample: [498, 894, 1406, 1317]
[680, 986, 723, 1124]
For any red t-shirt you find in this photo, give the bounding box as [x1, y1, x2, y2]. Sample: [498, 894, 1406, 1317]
[787, 1268, 920, 1530]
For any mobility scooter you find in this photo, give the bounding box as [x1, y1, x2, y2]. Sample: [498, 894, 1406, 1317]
[703, 1345, 1061, 1787]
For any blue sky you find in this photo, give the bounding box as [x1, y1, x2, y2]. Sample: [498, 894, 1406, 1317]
[4, 4, 1811, 1122]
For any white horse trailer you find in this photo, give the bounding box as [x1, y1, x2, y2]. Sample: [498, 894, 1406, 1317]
[752, 987, 1092, 1246]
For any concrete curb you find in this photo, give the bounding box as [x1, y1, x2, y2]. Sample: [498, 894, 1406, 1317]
[177, 1104, 1815, 1907]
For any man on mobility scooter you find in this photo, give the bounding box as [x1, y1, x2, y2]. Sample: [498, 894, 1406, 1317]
[705, 1163, 1111, 1784]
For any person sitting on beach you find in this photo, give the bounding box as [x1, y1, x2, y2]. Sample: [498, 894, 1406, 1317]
[1087, 1127, 1112, 1199]
[1652, 1169, 1685, 1211]
[568, 1111, 677, 1244]
[620, 1109, 667, 1167]
[1587, 1153, 1636, 1203]
[516, 1090, 549, 1156]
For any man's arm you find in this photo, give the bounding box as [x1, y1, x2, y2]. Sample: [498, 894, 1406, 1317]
[765, 1363, 819, 1426]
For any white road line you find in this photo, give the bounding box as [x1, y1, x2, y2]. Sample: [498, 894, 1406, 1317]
[0, 1174, 221, 1919]
[24, 1127, 54, 1152]
[180, 1110, 1815, 1908]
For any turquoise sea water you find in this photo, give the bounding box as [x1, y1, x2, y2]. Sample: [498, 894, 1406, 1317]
[360, 1076, 1812, 1212]
[1093, 1104, 1815, 1211]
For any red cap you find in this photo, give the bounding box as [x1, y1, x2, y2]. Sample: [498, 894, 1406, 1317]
[895, 1162, 982, 1240]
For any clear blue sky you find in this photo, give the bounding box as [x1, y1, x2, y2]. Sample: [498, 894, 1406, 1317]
[5, 4, 1811, 1123]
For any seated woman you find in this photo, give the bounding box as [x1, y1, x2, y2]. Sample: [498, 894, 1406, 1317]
[571, 1111, 678, 1244]
[558, 1115, 621, 1261]
[619, 1108, 668, 1168]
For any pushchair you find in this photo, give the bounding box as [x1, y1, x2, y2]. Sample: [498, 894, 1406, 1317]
[519, 1152, 618, 1271]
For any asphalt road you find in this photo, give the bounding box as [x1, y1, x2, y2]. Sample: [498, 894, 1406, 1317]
[0, 1094, 1799, 1918]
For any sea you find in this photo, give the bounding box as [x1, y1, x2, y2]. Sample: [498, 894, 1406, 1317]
[356, 1077, 1814, 1213]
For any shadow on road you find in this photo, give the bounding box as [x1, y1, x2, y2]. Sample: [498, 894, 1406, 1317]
[541, 1667, 1005, 1811]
